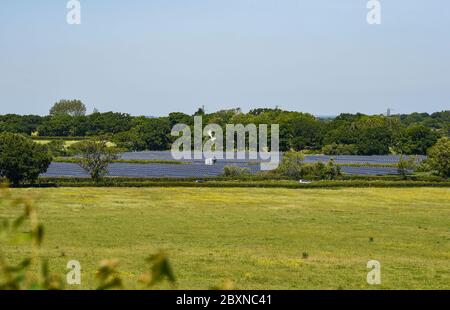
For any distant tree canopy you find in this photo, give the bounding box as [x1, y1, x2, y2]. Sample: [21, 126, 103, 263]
[0, 133, 52, 185]
[0, 107, 449, 155]
[0, 114, 42, 134]
[394, 124, 438, 155]
[49, 99, 86, 117]
[36, 112, 133, 137]
[113, 117, 171, 151]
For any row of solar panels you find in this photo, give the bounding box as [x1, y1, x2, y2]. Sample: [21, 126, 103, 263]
[42, 162, 402, 178]
[121, 151, 426, 165]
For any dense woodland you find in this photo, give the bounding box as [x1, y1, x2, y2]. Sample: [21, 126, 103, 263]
[0, 102, 449, 155]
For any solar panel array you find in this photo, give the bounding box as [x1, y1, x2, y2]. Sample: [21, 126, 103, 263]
[121, 151, 425, 164]
[42, 152, 420, 178]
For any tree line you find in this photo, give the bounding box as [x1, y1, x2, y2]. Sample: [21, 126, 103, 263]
[1, 98, 449, 185]
[0, 100, 449, 155]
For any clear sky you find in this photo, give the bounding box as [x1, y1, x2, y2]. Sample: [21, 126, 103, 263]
[0, 0, 449, 116]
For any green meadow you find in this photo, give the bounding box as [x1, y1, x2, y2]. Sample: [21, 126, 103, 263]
[1, 187, 449, 290]
[33, 140, 80, 147]
[33, 140, 116, 148]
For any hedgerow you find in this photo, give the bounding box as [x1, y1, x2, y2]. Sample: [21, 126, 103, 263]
[24, 178, 450, 189]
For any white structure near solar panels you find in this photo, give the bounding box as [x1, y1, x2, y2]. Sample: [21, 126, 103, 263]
[205, 158, 217, 165]
[205, 129, 218, 165]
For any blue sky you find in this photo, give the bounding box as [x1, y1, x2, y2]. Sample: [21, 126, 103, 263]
[0, 0, 449, 116]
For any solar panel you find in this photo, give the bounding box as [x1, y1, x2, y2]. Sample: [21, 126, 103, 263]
[42, 153, 413, 178]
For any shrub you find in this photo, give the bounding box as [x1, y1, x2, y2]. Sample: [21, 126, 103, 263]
[276, 151, 341, 180]
[46, 140, 68, 157]
[276, 151, 305, 179]
[321, 160, 341, 180]
[66, 140, 86, 156]
[0, 133, 52, 185]
[322, 143, 358, 155]
[300, 160, 341, 180]
[223, 166, 250, 177]
[397, 155, 417, 180]
[415, 160, 432, 173]
[427, 137, 450, 178]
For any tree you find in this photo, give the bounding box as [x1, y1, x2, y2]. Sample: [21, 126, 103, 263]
[168, 112, 192, 127]
[395, 125, 438, 155]
[46, 140, 68, 157]
[121, 118, 171, 151]
[276, 151, 305, 179]
[427, 137, 450, 178]
[37, 115, 88, 137]
[356, 126, 393, 155]
[194, 107, 205, 116]
[112, 130, 147, 152]
[0, 133, 52, 185]
[50, 100, 86, 117]
[397, 155, 416, 180]
[0, 114, 43, 135]
[322, 143, 358, 155]
[86, 112, 133, 135]
[287, 116, 324, 151]
[74, 137, 119, 182]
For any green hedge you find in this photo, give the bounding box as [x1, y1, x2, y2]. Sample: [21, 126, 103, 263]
[29, 178, 450, 189]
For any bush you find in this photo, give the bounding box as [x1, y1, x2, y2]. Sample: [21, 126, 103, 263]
[34, 179, 450, 189]
[46, 140, 68, 157]
[276, 151, 305, 179]
[0, 133, 52, 185]
[66, 140, 85, 156]
[305, 160, 341, 180]
[322, 143, 358, 155]
[427, 137, 450, 178]
[276, 151, 341, 180]
[223, 166, 250, 177]
[397, 155, 417, 180]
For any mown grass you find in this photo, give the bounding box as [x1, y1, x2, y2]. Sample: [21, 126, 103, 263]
[34, 140, 80, 147]
[1, 187, 449, 290]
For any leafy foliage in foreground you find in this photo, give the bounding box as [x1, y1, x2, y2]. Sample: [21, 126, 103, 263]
[0, 184, 59, 289]
[0, 185, 176, 290]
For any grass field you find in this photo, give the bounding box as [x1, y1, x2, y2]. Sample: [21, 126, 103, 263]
[34, 140, 80, 147]
[1, 187, 449, 290]
[34, 140, 116, 148]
